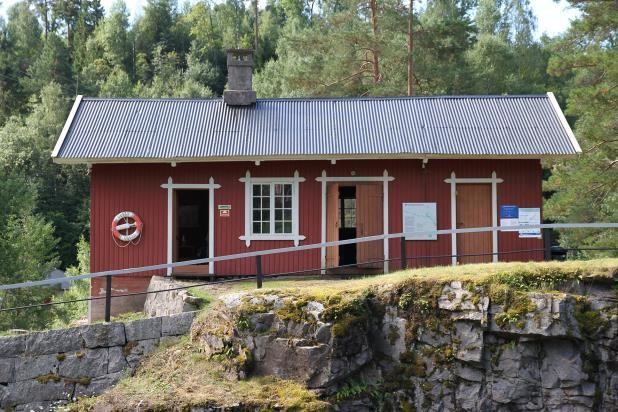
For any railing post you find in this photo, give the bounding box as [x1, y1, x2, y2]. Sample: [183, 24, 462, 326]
[104, 275, 112, 322]
[256, 255, 263, 289]
[543, 228, 553, 261]
[400, 237, 407, 270]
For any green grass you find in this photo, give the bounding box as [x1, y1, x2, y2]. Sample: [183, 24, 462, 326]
[70, 336, 330, 411]
[186, 287, 214, 310]
[200, 259, 618, 300]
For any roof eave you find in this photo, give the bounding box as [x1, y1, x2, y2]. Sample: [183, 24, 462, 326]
[52, 152, 579, 165]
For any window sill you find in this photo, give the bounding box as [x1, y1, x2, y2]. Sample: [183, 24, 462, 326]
[239, 234, 306, 247]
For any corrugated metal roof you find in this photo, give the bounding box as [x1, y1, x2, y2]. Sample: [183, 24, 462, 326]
[52, 94, 580, 163]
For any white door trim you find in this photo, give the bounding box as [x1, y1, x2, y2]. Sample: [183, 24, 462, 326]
[444, 171, 503, 265]
[161, 177, 221, 276]
[318, 170, 393, 273]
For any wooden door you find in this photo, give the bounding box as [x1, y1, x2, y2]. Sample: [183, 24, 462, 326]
[456, 184, 492, 264]
[326, 183, 339, 268]
[356, 184, 383, 268]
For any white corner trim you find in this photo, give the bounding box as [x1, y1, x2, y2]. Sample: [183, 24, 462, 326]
[447, 171, 502, 265]
[320, 170, 327, 274]
[163, 177, 221, 276]
[449, 172, 457, 266]
[209, 177, 215, 275]
[491, 171, 499, 263]
[239, 170, 306, 247]
[383, 170, 389, 273]
[166, 176, 173, 276]
[52, 95, 83, 158]
[547, 91, 582, 153]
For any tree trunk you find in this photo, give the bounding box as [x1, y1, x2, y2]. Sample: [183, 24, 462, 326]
[253, 0, 259, 56]
[370, 0, 380, 84]
[407, 0, 414, 96]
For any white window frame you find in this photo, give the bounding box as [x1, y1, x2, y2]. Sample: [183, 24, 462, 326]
[239, 170, 306, 247]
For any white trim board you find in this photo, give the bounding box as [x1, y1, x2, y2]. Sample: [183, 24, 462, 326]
[318, 170, 393, 274]
[162, 177, 221, 276]
[445, 171, 502, 265]
[52, 95, 83, 158]
[239, 170, 306, 247]
[547, 92, 582, 153]
[53, 152, 578, 165]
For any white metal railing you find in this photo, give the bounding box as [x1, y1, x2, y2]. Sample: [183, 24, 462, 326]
[0, 222, 616, 291]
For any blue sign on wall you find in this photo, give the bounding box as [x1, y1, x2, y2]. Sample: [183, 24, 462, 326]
[500, 205, 519, 219]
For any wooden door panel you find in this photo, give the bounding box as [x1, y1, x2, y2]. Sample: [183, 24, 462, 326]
[356, 184, 383, 268]
[326, 183, 339, 268]
[456, 184, 492, 264]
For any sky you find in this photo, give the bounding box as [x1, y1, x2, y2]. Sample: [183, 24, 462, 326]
[1, 0, 580, 39]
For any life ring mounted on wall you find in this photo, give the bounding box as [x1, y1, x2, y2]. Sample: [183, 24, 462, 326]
[111, 211, 143, 247]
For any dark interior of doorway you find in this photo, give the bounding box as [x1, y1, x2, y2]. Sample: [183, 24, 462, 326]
[338, 186, 357, 266]
[176, 190, 209, 265]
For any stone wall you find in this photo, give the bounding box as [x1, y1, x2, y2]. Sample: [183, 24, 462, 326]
[0, 312, 196, 411]
[143, 276, 204, 318]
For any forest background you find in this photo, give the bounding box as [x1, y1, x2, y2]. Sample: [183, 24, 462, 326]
[0, 0, 615, 330]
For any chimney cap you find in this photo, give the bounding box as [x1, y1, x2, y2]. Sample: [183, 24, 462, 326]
[227, 48, 254, 55]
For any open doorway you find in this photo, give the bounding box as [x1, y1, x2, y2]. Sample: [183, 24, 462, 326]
[326, 182, 384, 272]
[174, 190, 209, 276]
[338, 186, 357, 265]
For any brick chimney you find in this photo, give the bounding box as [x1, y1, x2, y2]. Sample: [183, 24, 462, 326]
[223, 49, 256, 106]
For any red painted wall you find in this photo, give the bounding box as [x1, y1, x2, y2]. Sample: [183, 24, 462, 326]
[90, 159, 543, 302]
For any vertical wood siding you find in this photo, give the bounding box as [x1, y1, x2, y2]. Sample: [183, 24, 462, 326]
[91, 159, 543, 294]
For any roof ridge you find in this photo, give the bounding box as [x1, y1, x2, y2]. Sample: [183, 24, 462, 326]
[81, 94, 550, 102]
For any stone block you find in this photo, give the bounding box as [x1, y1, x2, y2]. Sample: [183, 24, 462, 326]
[541, 340, 586, 389]
[81, 322, 126, 348]
[125, 339, 158, 369]
[0, 358, 15, 383]
[107, 346, 128, 374]
[248, 313, 276, 333]
[162, 311, 195, 336]
[58, 348, 108, 379]
[15, 354, 59, 381]
[454, 321, 483, 363]
[74, 371, 124, 398]
[0, 335, 25, 357]
[456, 381, 482, 411]
[4, 379, 73, 406]
[125, 317, 162, 341]
[24, 329, 82, 355]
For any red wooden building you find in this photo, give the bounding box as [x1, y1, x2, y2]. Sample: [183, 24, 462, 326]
[52, 50, 580, 319]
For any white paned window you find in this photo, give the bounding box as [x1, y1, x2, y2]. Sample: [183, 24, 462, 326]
[240, 171, 306, 246]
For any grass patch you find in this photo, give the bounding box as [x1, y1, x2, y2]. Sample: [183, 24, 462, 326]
[206, 259, 618, 300]
[187, 287, 214, 310]
[70, 336, 330, 411]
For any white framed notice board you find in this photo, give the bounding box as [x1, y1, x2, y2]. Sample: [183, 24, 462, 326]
[403, 203, 437, 240]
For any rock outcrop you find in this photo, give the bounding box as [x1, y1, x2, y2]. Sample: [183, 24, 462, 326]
[195, 281, 618, 411]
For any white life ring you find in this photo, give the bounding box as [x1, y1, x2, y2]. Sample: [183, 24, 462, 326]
[111, 211, 143, 243]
